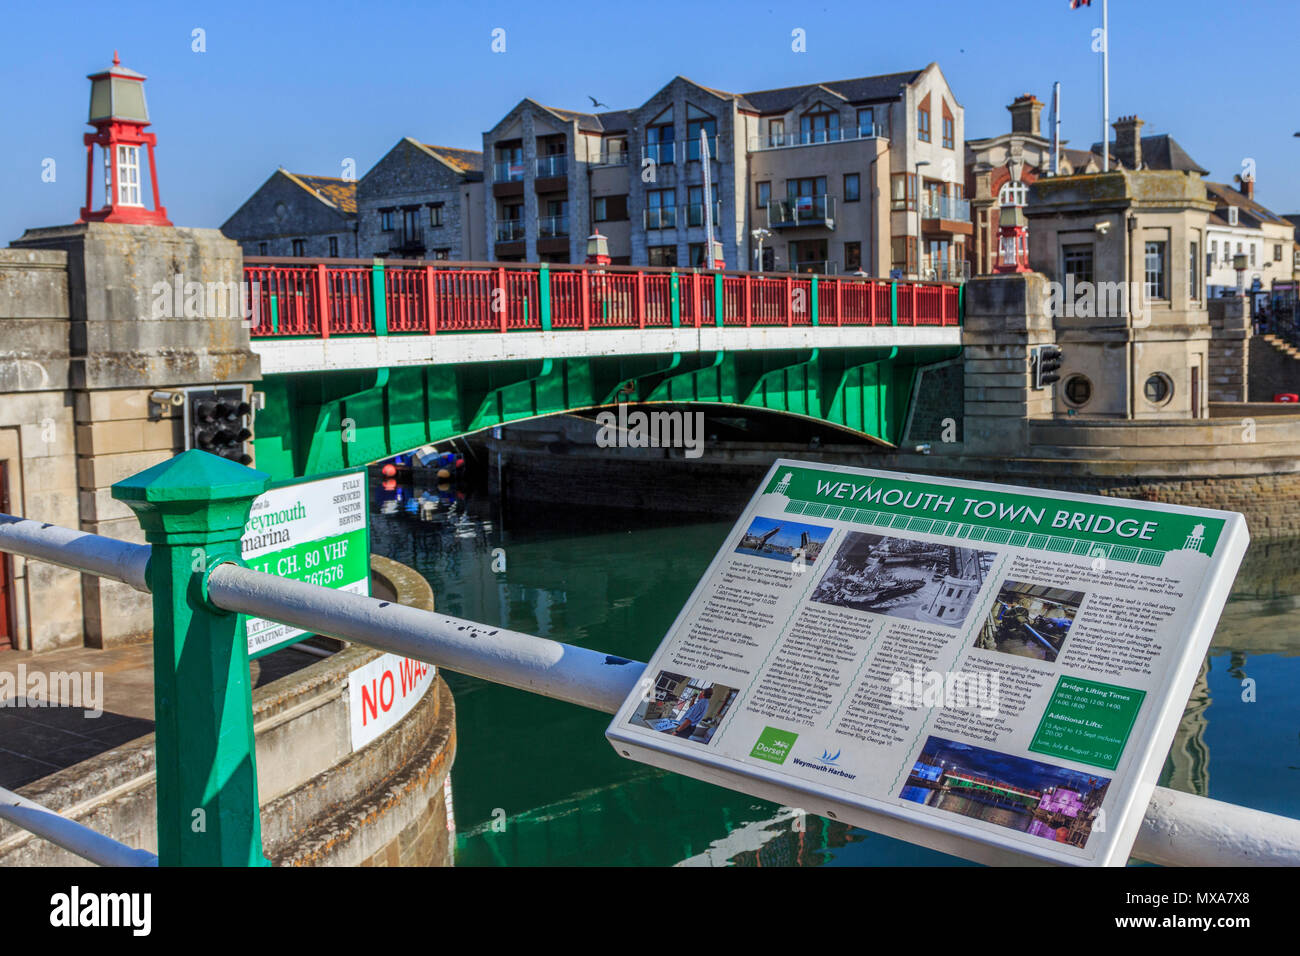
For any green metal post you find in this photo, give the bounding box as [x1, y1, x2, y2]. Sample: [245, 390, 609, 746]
[670, 273, 681, 328]
[539, 263, 552, 331]
[958, 282, 965, 326]
[890, 281, 899, 326]
[372, 258, 389, 336]
[112, 450, 272, 867]
[810, 275, 819, 326]
[269, 294, 279, 335]
[714, 273, 724, 327]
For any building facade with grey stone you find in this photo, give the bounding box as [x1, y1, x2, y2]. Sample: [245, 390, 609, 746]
[222, 169, 358, 258]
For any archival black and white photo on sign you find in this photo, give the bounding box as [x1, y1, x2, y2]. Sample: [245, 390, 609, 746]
[811, 532, 995, 627]
[975, 579, 1086, 663]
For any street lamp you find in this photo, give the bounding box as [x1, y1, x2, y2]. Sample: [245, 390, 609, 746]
[751, 227, 771, 272]
[914, 159, 931, 280]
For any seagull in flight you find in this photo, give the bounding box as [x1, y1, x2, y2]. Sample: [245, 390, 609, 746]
[588, 95, 610, 109]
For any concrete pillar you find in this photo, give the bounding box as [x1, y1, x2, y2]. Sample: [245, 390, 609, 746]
[10, 222, 260, 648]
[1208, 297, 1250, 403]
[954, 272, 1055, 456]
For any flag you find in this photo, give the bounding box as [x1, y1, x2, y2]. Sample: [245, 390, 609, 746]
[1070, 0, 1091, 7]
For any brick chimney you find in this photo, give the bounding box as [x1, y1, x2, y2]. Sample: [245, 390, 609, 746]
[1008, 94, 1043, 137]
[1112, 115, 1144, 169]
[1236, 173, 1255, 201]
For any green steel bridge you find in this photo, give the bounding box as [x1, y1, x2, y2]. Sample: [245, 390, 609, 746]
[244, 258, 964, 479]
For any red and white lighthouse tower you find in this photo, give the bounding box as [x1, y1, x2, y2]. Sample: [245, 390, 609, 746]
[78, 52, 171, 226]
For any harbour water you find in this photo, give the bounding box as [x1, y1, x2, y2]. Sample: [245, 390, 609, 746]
[370, 477, 1300, 867]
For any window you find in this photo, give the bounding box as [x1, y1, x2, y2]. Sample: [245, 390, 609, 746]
[891, 173, 915, 211]
[402, 207, 420, 238]
[594, 197, 608, 221]
[115, 144, 141, 206]
[768, 119, 784, 147]
[595, 195, 627, 221]
[1144, 372, 1173, 405]
[602, 137, 627, 164]
[757, 181, 771, 209]
[1275, 244, 1284, 262]
[432, 249, 450, 260]
[891, 236, 917, 273]
[1250, 244, 1256, 267]
[687, 185, 718, 226]
[258, 242, 268, 255]
[1144, 241, 1167, 299]
[942, 115, 954, 150]
[648, 245, 677, 267]
[1190, 241, 1199, 299]
[800, 106, 839, 144]
[380, 210, 395, 232]
[689, 243, 705, 267]
[328, 236, 339, 257]
[1063, 244, 1094, 287]
[856, 108, 874, 137]
[686, 112, 717, 161]
[291, 239, 306, 256]
[429, 203, 444, 228]
[917, 103, 931, 143]
[646, 123, 674, 164]
[1210, 239, 1217, 263]
[844, 173, 860, 203]
[844, 241, 861, 273]
[646, 189, 675, 229]
[1063, 375, 1092, 407]
[495, 142, 524, 181]
[998, 180, 1027, 207]
[1227, 206, 1238, 226]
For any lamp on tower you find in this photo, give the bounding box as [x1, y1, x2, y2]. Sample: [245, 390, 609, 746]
[585, 229, 611, 267]
[78, 52, 171, 226]
[995, 204, 1030, 273]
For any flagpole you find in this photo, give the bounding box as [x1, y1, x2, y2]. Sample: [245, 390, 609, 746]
[1102, 0, 1109, 171]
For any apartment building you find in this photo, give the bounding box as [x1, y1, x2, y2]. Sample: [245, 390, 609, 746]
[222, 169, 358, 257]
[482, 64, 970, 278]
[1203, 178, 1294, 297]
[356, 138, 486, 260]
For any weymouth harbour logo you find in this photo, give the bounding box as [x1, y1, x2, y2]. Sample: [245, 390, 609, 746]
[791, 747, 857, 780]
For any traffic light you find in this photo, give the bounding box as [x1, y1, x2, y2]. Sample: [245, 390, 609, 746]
[185, 386, 253, 464]
[1033, 345, 1063, 390]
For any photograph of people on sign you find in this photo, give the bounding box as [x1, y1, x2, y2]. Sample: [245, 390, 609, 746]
[628, 670, 739, 746]
[811, 531, 995, 628]
[975, 580, 1086, 664]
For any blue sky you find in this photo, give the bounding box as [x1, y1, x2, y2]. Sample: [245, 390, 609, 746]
[3, 0, 1298, 243]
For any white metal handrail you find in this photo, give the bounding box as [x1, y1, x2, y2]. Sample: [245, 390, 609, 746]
[0, 785, 158, 867]
[1, 513, 1298, 867]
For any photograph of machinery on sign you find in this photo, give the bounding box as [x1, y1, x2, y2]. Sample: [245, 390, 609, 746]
[975, 579, 1087, 663]
[810, 532, 995, 628]
[628, 670, 739, 746]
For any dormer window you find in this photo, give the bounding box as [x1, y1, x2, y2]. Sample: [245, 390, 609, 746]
[800, 104, 839, 145]
[1227, 206, 1239, 226]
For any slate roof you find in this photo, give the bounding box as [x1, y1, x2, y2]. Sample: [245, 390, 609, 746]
[419, 144, 483, 174]
[738, 70, 923, 114]
[1087, 133, 1209, 175]
[1204, 181, 1293, 229]
[284, 172, 357, 214]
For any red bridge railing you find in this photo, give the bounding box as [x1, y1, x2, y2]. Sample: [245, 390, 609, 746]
[243, 258, 961, 338]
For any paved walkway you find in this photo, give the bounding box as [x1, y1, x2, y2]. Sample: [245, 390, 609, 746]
[0, 643, 316, 790]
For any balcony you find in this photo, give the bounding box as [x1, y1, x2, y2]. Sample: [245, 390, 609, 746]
[748, 124, 889, 152]
[536, 155, 567, 178]
[685, 136, 720, 162]
[792, 260, 839, 275]
[388, 228, 425, 255]
[494, 160, 525, 183]
[920, 195, 972, 223]
[644, 206, 677, 230]
[921, 258, 971, 283]
[538, 215, 569, 239]
[596, 147, 629, 166]
[642, 142, 675, 165]
[496, 220, 525, 242]
[684, 201, 723, 228]
[768, 195, 836, 230]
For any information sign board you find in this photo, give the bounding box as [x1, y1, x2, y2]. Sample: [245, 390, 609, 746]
[607, 461, 1248, 865]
